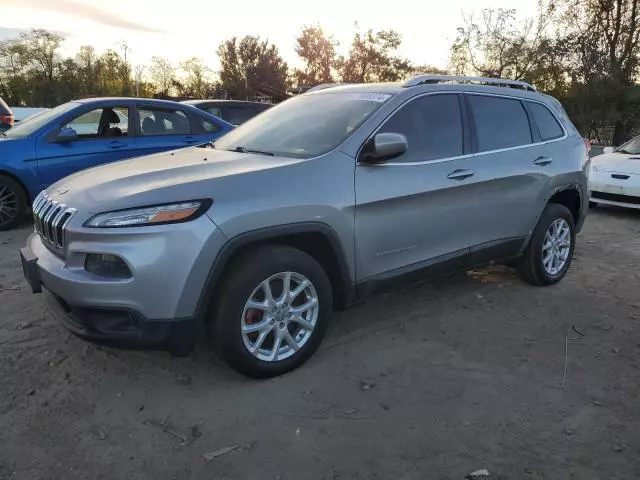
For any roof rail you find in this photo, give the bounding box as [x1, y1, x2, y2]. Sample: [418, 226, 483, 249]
[404, 74, 536, 92]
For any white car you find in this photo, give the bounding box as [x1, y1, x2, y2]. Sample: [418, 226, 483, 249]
[589, 136, 640, 209]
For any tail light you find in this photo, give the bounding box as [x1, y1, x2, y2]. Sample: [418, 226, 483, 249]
[0, 114, 14, 127]
[584, 138, 591, 153]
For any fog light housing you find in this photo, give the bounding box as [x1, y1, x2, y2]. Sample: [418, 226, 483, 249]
[85, 254, 132, 278]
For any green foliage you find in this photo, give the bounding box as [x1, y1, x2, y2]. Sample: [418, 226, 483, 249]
[450, 0, 640, 144]
[340, 29, 413, 83]
[294, 26, 340, 86]
[217, 36, 289, 100]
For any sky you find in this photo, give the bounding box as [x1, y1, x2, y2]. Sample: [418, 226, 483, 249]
[1, 0, 538, 73]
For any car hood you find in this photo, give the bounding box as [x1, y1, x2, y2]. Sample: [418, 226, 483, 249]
[591, 152, 640, 174]
[47, 147, 302, 213]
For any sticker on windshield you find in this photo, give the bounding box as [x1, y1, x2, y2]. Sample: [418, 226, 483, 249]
[344, 93, 392, 103]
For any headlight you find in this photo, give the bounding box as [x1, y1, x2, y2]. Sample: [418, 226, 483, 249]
[85, 200, 211, 227]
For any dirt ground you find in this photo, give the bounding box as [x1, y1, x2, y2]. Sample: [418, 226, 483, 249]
[1, 207, 639, 480]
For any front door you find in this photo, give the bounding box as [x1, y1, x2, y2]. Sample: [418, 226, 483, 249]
[36, 104, 135, 189]
[355, 93, 478, 280]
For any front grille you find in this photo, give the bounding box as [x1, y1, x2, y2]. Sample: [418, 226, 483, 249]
[592, 191, 640, 205]
[32, 191, 76, 248]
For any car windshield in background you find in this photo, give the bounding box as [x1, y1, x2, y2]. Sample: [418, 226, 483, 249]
[213, 92, 391, 159]
[617, 136, 640, 155]
[3, 102, 78, 138]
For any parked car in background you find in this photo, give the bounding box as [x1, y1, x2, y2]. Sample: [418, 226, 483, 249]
[20, 75, 588, 378]
[182, 99, 272, 125]
[0, 97, 234, 230]
[0, 97, 14, 132]
[589, 135, 640, 209]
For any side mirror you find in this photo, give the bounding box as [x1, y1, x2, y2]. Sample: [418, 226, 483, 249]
[603, 146, 615, 154]
[56, 127, 78, 143]
[360, 132, 408, 163]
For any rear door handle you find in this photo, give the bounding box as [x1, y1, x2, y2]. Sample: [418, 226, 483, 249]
[108, 142, 126, 149]
[183, 137, 198, 145]
[447, 169, 475, 180]
[534, 156, 552, 166]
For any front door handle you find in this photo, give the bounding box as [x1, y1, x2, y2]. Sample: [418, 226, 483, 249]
[183, 137, 198, 145]
[108, 142, 125, 149]
[447, 169, 475, 180]
[534, 156, 553, 166]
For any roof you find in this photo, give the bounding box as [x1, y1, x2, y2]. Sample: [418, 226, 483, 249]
[181, 99, 273, 106]
[74, 97, 188, 107]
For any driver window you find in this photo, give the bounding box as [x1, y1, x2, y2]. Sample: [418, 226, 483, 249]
[63, 107, 129, 139]
[377, 94, 463, 162]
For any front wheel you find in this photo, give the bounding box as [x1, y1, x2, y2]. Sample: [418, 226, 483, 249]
[208, 245, 333, 378]
[517, 203, 576, 286]
[0, 175, 27, 231]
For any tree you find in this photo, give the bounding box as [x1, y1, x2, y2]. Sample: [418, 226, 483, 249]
[149, 56, 175, 96]
[411, 64, 449, 75]
[0, 38, 32, 105]
[556, 0, 640, 143]
[217, 36, 289, 99]
[449, 5, 559, 84]
[180, 57, 211, 98]
[340, 29, 413, 83]
[294, 25, 340, 86]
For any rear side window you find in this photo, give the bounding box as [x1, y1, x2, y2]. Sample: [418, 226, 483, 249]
[222, 106, 256, 125]
[139, 108, 191, 136]
[527, 102, 564, 141]
[468, 95, 532, 152]
[200, 117, 221, 133]
[377, 94, 463, 162]
[206, 107, 222, 118]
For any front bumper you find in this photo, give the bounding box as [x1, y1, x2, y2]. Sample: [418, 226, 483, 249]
[589, 170, 640, 209]
[20, 215, 227, 347]
[43, 288, 195, 348]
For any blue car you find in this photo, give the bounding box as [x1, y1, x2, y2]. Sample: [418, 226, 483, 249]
[0, 97, 234, 230]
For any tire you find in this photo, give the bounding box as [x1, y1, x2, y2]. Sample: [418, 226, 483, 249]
[208, 245, 333, 378]
[0, 175, 27, 231]
[517, 203, 576, 286]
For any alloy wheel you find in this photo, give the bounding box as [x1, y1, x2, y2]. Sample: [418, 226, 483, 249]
[241, 271, 319, 362]
[541, 218, 571, 275]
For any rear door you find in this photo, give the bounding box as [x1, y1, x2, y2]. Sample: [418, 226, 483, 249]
[35, 102, 136, 188]
[133, 104, 199, 156]
[463, 93, 553, 259]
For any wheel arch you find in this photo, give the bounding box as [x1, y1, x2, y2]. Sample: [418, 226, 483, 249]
[195, 222, 355, 321]
[547, 185, 582, 225]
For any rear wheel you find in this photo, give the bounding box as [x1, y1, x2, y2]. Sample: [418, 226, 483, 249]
[517, 203, 576, 286]
[0, 175, 27, 231]
[208, 245, 333, 378]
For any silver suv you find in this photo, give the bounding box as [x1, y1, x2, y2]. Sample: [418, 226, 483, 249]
[20, 75, 589, 377]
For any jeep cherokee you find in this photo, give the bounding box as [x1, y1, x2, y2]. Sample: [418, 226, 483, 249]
[20, 75, 589, 378]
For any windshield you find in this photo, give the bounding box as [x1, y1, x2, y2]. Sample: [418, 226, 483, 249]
[213, 92, 391, 158]
[616, 135, 640, 154]
[3, 102, 78, 139]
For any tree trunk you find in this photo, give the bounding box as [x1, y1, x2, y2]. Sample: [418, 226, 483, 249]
[612, 120, 630, 146]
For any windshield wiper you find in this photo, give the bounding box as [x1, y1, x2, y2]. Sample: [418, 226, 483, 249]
[231, 146, 274, 156]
